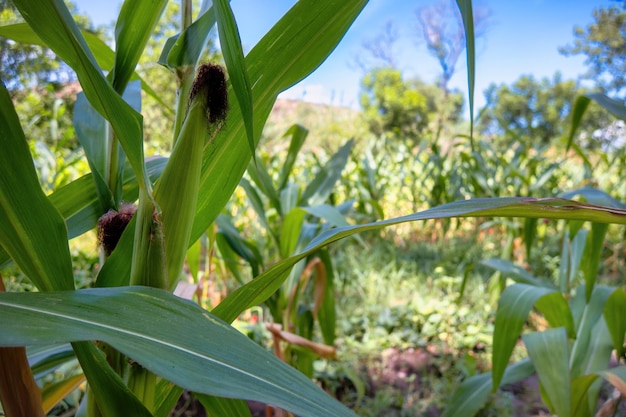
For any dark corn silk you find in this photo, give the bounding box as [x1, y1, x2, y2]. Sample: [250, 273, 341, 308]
[97, 203, 137, 256]
[189, 63, 228, 125]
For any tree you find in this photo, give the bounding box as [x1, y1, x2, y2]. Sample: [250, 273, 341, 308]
[359, 67, 463, 143]
[479, 73, 611, 146]
[559, 6, 626, 98]
[415, 0, 491, 93]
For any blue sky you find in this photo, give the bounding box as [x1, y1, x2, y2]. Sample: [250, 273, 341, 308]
[75, 0, 613, 113]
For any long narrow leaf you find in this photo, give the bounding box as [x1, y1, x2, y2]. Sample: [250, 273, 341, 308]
[455, 0, 475, 145]
[523, 328, 571, 417]
[111, 0, 168, 92]
[12, 0, 150, 193]
[0, 82, 73, 291]
[0, 287, 357, 417]
[213, 197, 626, 324]
[213, 0, 254, 156]
[604, 288, 626, 359]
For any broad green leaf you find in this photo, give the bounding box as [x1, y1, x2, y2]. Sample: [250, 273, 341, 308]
[587, 92, 626, 121]
[111, 0, 167, 92]
[570, 286, 614, 379]
[190, 0, 369, 242]
[571, 375, 600, 417]
[0, 82, 73, 291]
[480, 258, 555, 289]
[280, 208, 307, 258]
[213, 197, 626, 324]
[12, 0, 150, 193]
[159, 6, 216, 68]
[0, 287, 357, 417]
[301, 139, 354, 207]
[213, 0, 255, 157]
[195, 393, 253, 417]
[604, 288, 626, 359]
[584, 223, 608, 301]
[280, 183, 301, 215]
[535, 292, 575, 338]
[492, 284, 558, 390]
[523, 328, 571, 417]
[455, 0, 475, 145]
[442, 359, 535, 417]
[566, 95, 591, 151]
[279, 124, 309, 190]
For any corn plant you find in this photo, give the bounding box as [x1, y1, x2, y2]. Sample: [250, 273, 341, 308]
[218, 125, 354, 375]
[2, 1, 626, 417]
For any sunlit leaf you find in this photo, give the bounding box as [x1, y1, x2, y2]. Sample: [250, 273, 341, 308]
[0, 82, 73, 291]
[523, 328, 571, 417]
[0, 287, 357, 417]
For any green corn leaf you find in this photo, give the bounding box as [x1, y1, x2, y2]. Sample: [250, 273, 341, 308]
[455, 0, 475, 146]
[190, 0, 368, 242]
[74, 80, 142, 210]
[279, 124, 309, 190]
[442, 359, 535, 417]
[280, 208, 307, 258]
[212, 197, 626, 324]
[523, 328, 571, 417]
[247, 159, 282, 214]
[71, 341, 153, 417]
[604, 288, 626, 359]
[12, 0, 150, 194]
[0, 287, 358, 417]
[0, 22, 172, 112]
[239, 178, 273, 234]
[480, 258, 555, 289]
[0, 82, 73, 291]
[317, 249, 336, 346]
[584, 223, 609, 302]
[586, 93, 626, 121]
[154, 380, 183, 417]
[534, 292, 575, 338]
[570, 286, 614, 380]
[492, 284, 563, 390]
[159, 6, 216, 68]
[301, 139, 354, 207]
[280, 183, 301, 215]
[111, 0, 167, 92]
[566, 95, 591, 151]
[213, 0, 255, 157]
[571, 374, 600, 416]
[195, 393, 253, 417]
